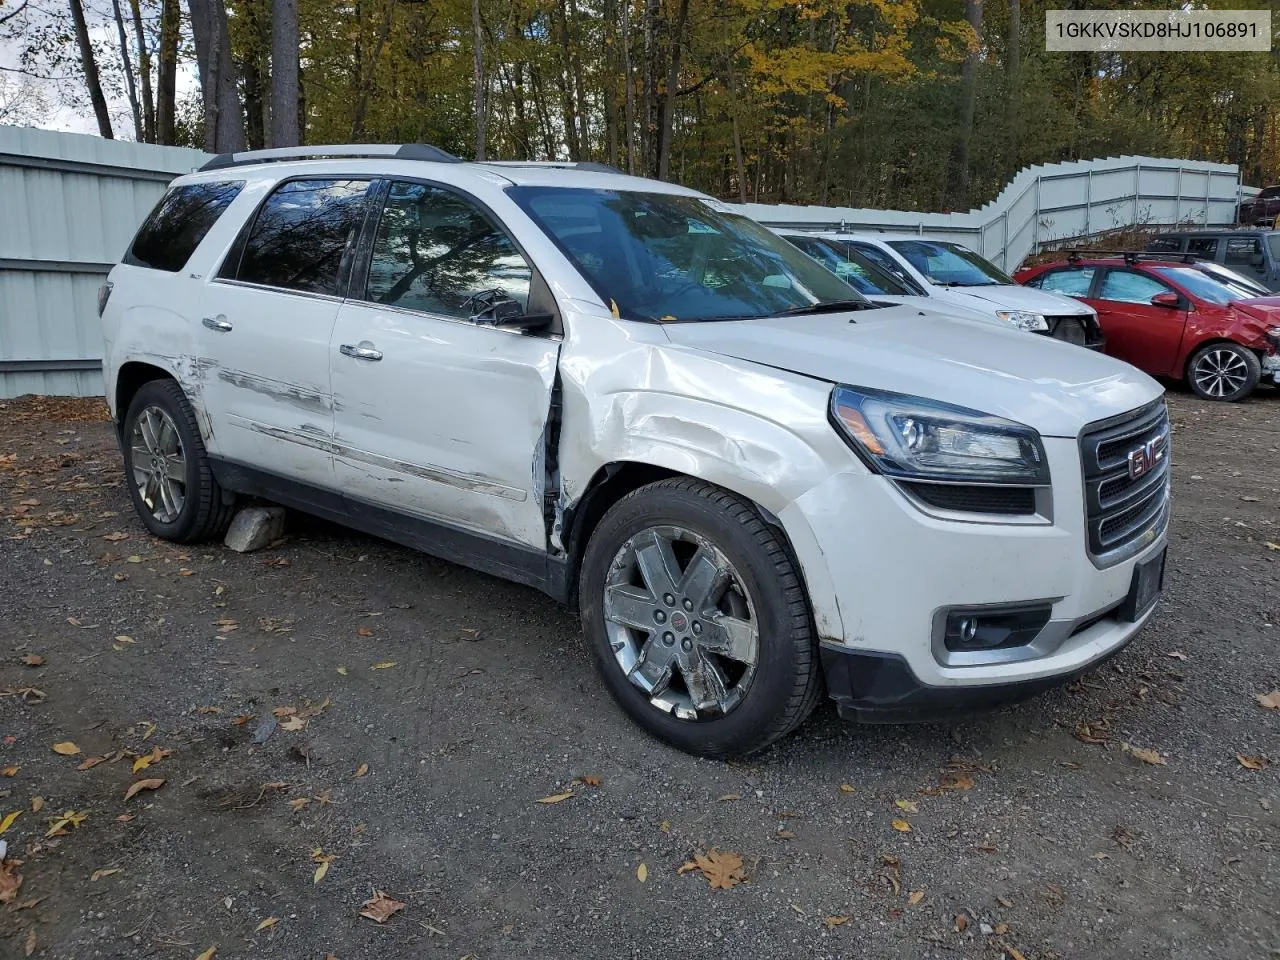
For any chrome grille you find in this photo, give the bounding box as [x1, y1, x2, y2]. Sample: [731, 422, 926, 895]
[1079, 401, 1170, 566]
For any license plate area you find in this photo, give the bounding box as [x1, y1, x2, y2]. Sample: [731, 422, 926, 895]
[1119, 548, 1166, 622]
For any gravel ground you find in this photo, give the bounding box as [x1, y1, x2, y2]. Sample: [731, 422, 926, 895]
[0, 390, 1277, 960]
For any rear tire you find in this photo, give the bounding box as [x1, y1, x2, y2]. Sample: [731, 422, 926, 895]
[1187, 342, 1260, 402]
[121, 379, 235, 543]
[579, 477, 821, 758]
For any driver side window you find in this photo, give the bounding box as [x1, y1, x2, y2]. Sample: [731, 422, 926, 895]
[1098, 269, 1170, 305]
[365, 181, 531, 319]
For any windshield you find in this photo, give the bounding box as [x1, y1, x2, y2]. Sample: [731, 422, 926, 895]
[1151, 266, 1238, 305]
[787, 236, 920, 296]
[887, 240, 1013, 286]
[1197, 263, 1269, 298]
[508, 187, 864, 322]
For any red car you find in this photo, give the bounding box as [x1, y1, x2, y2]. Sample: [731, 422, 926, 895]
[1015, 253, 1280, 401]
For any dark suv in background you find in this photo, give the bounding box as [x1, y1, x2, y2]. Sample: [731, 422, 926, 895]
[1146, 229, 1280, 292]
[1239, 186, 1280, 226]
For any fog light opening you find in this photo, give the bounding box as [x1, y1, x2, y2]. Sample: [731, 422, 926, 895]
[943, 605, 1053, 653]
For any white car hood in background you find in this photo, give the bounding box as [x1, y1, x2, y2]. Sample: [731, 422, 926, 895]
[941, 283, 1094, 316]
[662, 306, 1161, 438]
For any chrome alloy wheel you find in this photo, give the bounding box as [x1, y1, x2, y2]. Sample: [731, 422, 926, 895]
[129, 405, 187, 523]
[1192, 348, 1250, 398]
[602, 525, 759, 720]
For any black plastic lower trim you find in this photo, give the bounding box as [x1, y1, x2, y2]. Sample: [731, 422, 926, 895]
[209, 458, 569, 602]
[819, 632, 1137, 723]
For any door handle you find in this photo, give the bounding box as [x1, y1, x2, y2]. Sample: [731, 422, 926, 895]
[340, 342, 383, 361]
[202, 316, 233, 332]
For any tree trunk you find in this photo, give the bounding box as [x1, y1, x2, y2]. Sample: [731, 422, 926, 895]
[110, 0, 143, 139]
[602, 0, 619, 168]
[350, 0, 392, 141]
[728, 66, 747, 203]
[157, 0, 179, 144]
[472, 0, 485, 159]
[128, 0, 155, 141]
[641, 0, 660, 177]
[621, 0, 636, 174]
[1006, 0, 1020, 173]
[189, 0, 246, 153]
[657, 0, 689, 181]
[567, 0, 591, 160]
[554, 0, 580, 160]
[947, 0, 983, 209]
[68, 0, 114, 139]
[270, 0, 300, 146]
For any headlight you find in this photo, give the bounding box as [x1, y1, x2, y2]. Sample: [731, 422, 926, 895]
[830, 386, 1049, 485]
[994, 310, 1049, 332]
[1268, 326, 1280, 342]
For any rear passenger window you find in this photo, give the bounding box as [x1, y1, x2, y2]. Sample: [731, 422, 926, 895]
[1035, 267, 1095, 296]
[125, 180, 244, 272]
[235, 179, 373, 296]
[1187, 237, 1218, 257]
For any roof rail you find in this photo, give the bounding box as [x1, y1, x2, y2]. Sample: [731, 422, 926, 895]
[1063, 249, 1206, 266]
[198, 143, 461, 172]
[481, 160, 628, 175]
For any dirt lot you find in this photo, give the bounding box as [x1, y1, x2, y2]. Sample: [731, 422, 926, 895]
[1, 389, 1277, 960]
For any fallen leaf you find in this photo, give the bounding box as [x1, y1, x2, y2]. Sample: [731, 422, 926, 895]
[823, 915, 850, 929]
[954, 912, 969, 932]
[775, 828, 794, 840]
[52, 741, 80, 756]
[90, 868, 121, 881]
[838, 783, 855, 793]
[288, 797, 311, 813]
[580, 775, 601, 787]
[1122, 743, 1167, 766]
[1266, 542, 1280, 552]
[77, 756, 106, 770]
[996, 895, 1013, 908]
[1166, 651, 1187, 661]
[231, 715, 253, 727]
[891, 819, 911, 833]
[370, 661, 396, 670]
[336, 666, 349, 676]
[0, 811, 21, 834]
[279, 716, 306, 732]
[30, 797, 43, 813]
[103, 531, 129, 541]
[353, 764, 369, 778]
[536, 791, 574, 804]
[908, 889, 925, 905]
[1237, 754, 1266, 770]
[132, 755, 153, 773]
[124, 778, 165, 801]
[1256, 690, 1280, 710]
[1, 767, 16, 777]
[940, 771, 975, 792]
[24, 927, 35, 956]
[660, 819, 670, 833]
[254, 917, 280, 932]
[45, 809, 88, 837]
[718, 793, 741, 802]
[1005, 945, 1028, 960]
[1075, 723, 1108, 745]
[141, 722, 156, 740]
[636, 863, 648, 883]
[357, 626, 374, 637]
[194, 948, 217, 960]
[676, 861, 699, 875]
[312, 848, 336, 883]
[113, 635, 135, 644]
[20, 655, 44, 667]
[684, 848, 745, 890]
[0, 858, 22, 903]
[894, 799, 919, 813]
[116, 814, 134, 823]
[360, 889, 406, 923]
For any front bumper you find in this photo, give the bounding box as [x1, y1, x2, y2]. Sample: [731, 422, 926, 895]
[778, 435, 1167, 715]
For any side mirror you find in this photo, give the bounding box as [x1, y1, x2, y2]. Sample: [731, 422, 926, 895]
[1150, 291, 1180, 308]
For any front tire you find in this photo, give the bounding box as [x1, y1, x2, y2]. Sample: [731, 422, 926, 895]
[579, 478, 821, 758]
[121, 379, 235, 543]
[1187, 342, 1260, 402]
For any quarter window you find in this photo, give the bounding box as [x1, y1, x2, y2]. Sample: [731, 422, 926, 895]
[125, 180, 244, 272]
[1098, 270, 1170, 304]
[1034, 267, 1095, 297]
[1187, 237, 1218, 257]
[236, 179, 373, 296]
[365, 181, 532, 318]
[1224, 237, 1262, 266]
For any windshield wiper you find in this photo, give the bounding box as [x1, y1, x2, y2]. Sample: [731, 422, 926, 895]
[775, 299, 874, 316]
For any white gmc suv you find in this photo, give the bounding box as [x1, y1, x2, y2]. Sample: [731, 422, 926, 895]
[100, 145, 1170, 758]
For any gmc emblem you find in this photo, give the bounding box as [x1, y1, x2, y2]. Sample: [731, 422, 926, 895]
[1127, 438, 1164, 480]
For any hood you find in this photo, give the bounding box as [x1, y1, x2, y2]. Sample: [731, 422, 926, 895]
[662, 306, 1162, 438]
[867, 296, 1007, 327]
[938, 283, 1094, 317]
